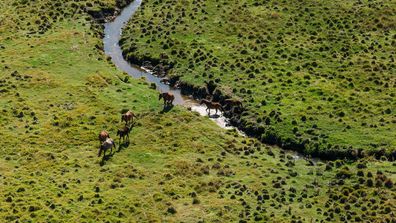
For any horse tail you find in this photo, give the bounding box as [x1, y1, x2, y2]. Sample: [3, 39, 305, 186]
[98, 147, 102, 157]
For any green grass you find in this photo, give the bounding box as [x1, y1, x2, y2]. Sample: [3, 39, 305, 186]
[0, 0, 395, 222]
[120, 0, 396, 157]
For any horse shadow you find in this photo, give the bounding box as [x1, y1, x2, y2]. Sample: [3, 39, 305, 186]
[99, 150, 116, 166]
[208, 113, 221, 119]
[118, 141, 130, 152]
[161, 104, 174, 113]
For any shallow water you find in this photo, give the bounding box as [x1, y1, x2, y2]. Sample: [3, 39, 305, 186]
[103, 0, 232, 130]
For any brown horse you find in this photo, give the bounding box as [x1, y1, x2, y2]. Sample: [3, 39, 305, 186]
[117, 125, 131, 143]
[98, 138, 116, 158]
[224, 98, 243, 108]
[159, 92, 175, 106]
[121, 110, 136, 124]
[98, 130, 109, 146]
[200, 99, 223, 115]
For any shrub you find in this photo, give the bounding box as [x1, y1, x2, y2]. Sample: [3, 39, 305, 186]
[384, 179, 393, 188]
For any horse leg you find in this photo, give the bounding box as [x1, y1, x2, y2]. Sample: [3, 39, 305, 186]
[215, 108, 218, 114]
[98, 147, 102, 157]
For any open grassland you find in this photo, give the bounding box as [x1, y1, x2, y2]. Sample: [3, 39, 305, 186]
[121, 0, 396, 158]
[0, 0, 395, 222]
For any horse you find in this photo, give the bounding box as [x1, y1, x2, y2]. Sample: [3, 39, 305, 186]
[98, 138, 116, 158]
[117, 125, 131, 143]
[159, 92, 175, 106]
[200, 99, 223, 115]
[121, 110, 136, 124]
[98, 130, 109, 146]
[224, 98, 243, 108]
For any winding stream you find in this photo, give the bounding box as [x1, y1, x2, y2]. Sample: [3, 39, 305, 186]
[103, 0, 321, 163]
[103, 0, 232, 129]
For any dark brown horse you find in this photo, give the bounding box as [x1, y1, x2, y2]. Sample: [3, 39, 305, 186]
[224, 98, 243, 108]
[98, 130, 109, 146]
[200, 99, 223, 115]
[98, 138, 116, 158]
[117, 125, 131, 143]
[159, 92, 175, 106]
[121, 110, 136, 124]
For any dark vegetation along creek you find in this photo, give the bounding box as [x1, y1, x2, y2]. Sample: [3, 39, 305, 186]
[0, 0, 395, 222]
[120, 0, 396, 160]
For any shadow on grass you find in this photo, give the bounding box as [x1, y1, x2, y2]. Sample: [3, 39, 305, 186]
[161, 104, 174, 113]
[99, 149, 116, 166]
[118, 141, 130, 152]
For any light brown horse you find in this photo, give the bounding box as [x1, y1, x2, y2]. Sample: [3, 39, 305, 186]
[200, 99, 223, 115]
[98, 138, 116, 158]
[98, 130, 109, 146]
[224, 98, 243, 108]
[159, 92, 174, 106]
[121, 110, 136, 124]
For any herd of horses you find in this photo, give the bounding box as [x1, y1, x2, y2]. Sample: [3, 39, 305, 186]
[97, 110, 136, 158]
[97, 92, 242, 160]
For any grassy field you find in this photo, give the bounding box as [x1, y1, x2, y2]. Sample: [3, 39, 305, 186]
[120, 0, 396, 158]
[0, 0, 395, 222]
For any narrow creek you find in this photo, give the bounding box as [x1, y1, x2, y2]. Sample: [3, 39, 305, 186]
[103, 0, 233, 130]
[103, 0, 321, 163]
